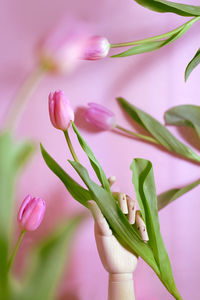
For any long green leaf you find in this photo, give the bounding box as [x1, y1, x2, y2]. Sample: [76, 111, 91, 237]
[40, 143, 91, 207]
[111, 41, 163, 57]
[131, 158, 181, 299]
[0, 132, 34, 300]
[68, 160, 159, 272]
[185, 48, 200, 81]
[134, 0, 200, 17]
[158, 178, 200, 210]
[19, 216, 84, 300]
[117, 97, 200, 163]
[71, 122, 110, 192]
[112, 17, 198, 58]
[165, 105, 200, 139]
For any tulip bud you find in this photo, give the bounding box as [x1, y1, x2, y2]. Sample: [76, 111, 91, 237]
[18, 195, 46, 231]
[84, 103, 116, 130]
[81, 36, 110, 60]
[49, 90, 74, 130]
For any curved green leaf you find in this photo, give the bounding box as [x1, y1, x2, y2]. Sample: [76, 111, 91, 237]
[71, 122, 110, 192]
[165, 105, 200, 139]
[112, 17, 198, 58]
[117, 97, 200, 163]
[131, 158, 181, 299]
[40, 143, 91, 207]
[134, 0, 200, 17]
[158, 178, 200, 210]
[185, 48, 200, 81]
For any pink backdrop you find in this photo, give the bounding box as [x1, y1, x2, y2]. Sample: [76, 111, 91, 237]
[1, 0, 200, 299]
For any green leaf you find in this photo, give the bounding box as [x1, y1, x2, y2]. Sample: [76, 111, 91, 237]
[185, 49, 200, 81]
[158, 178, 200, 210]
[19, 216, 84, 300]
[111, 41, 163, 57]
[0, 131, 34, 299]
[68, 160, 159, 271]
[40, 143, 91, 207]
[117, 97, 200, 163]
[134, 0, 200, 17]
[131, 158, 182, 299]
[165, 105, 200, 139]
[71, 122, 111, 192]
[112, 17, 197, 58]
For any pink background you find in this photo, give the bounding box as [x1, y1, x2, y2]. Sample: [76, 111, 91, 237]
[1, 0, 200, 299]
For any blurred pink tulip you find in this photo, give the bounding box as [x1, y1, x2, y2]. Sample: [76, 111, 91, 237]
[38, 18, 110, 73]
[84, 103, 116, 130]
[18, 195, 46, 231]
[81, 36, 110, 60]
[49, 90, 74, 130]
[38, 18, 90, 73]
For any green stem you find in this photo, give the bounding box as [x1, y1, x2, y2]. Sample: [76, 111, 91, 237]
[64, 129, 80, 163]
[110, 17, 200, 48]
[115, 124, 160, 145]
[6, 65, 46, 132]
[7, 230, 25, 272]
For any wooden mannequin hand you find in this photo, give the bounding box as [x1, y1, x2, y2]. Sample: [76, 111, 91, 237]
[88, 198, 138, 275]
[88, 188, 148, 300]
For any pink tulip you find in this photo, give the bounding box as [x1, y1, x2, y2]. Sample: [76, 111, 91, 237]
[84, 103, 116, 130]
[49, 90, 74, 130]
[38, 18, 91, 73]
[81, 36, 110, 60]
[18, 195, 46, 231]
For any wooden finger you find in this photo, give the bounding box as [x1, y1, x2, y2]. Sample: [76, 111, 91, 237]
[126, 195, 136, 224]
[135, 210, 149, 242]
[88, 200, 112, 236]
[118, 193, 128, 214]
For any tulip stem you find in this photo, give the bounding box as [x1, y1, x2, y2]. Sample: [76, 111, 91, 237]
[64, 129, 80, 163]
[5, 66, 46, 132]
[115, 124, 160, 145]
[7, 230, 25, 272]
[110, 16, 200, 48]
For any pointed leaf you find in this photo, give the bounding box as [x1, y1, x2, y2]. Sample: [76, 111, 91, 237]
[40, 143, 91, 207]
[165, 105, 200, 139]
[131, 158, 182, 300]
[185, 48, 200, 81]
[117, 97, 200, 163]
[158, 178, 200, 210]
[71, 122, 110, 192]
[134, 0, 200, 17]
[112, 17, 198, 58]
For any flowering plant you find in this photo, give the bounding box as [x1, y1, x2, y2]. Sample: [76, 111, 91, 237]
[1, 1, 200, 299]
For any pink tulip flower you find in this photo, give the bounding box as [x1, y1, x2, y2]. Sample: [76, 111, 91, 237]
[81, 36, 110, 60]
[84, 103, 116, 130]
[38, 18, 91, 73]
[18, 195, 46, 231]
[49, 90, 74, 131]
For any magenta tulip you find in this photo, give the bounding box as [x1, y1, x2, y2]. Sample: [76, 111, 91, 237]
[18, 195, 46, 231]
[49, 90, 74, 130]
[84, 103, 116, 130]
